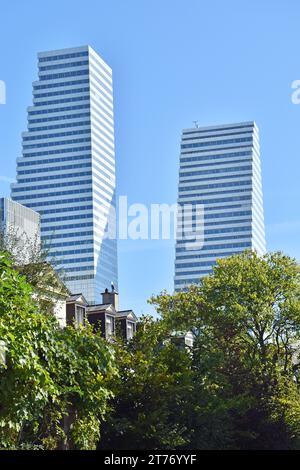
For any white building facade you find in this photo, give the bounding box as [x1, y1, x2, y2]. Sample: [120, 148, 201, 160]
[174, 121, 266, 291]
[0, 197, 41, 262]
[11, 46, 118, 304]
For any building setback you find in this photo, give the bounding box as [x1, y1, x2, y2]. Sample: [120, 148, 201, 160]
[174, 121, 266, 291]
[11, 45, 118, 304]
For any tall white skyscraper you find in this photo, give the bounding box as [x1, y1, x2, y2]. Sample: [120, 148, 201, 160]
[11, 46, 118, 303]
[174, 121, 266, 291]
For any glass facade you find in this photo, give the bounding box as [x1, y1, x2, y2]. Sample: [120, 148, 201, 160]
[11, 46, 118, 304]
[174, 121, 266, 291]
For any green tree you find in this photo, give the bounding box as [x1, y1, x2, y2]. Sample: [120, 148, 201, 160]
[0, 251, 116, 449]
[100, 316, 193, 450]
[0, 222, 70, 316]
[150, 251, 300, 449]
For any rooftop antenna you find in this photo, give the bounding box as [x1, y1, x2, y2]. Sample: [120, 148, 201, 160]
[193, 120, 199, 128]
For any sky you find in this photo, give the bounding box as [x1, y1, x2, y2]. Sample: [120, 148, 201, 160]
[0, 0, 300, 315]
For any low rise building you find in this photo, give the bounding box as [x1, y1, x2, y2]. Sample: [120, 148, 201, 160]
[66, 294, 88, 329]
[87, 286, 137, 341]
[17, 261, 70, 328]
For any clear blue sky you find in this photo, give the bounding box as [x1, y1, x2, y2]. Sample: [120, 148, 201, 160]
[0, 0, 299, 315]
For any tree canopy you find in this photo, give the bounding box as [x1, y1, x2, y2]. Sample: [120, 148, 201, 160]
[148, 251, 300, 449]
[0, 251, 116, 449]
[2, 248, 300, 449]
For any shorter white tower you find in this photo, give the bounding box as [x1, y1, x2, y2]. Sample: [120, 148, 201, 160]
[174, 121, 266, 291]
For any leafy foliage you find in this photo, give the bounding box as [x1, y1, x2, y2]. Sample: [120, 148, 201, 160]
[2, 247, 300, 450]
[148, 251, 300, 449]
[0, 223, 70, 314]
[0, 251, 116, 449]
[99, 317, 193, 450]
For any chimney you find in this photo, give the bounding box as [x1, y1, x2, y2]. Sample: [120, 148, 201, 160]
[101, 284, 119, 311]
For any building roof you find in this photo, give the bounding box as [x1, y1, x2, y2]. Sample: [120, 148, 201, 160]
[87, 303, 116, 314]
[86, 304, 137, 321]
[116, 310, 138, 321]
[66, 293, 88, 305]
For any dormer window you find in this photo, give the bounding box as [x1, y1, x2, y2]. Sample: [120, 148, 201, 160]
[75, 305, 85, 328]
[106, 315, 115, 337]
[127, 321, 135, 340]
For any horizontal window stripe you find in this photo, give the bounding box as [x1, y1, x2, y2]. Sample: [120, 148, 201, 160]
[17, 170, 92, 183]
[28, 112, 90, 125]
[182, 124, 254, 136]
[51, 247, 94, 256]
[25, 120, 91, 133]
[176, 261, 217, 268]
[28, 103, 90, 116]
[175, 243, 251, 253]
[44, 239, 94, 248]
[33, 94, 90, 107]
[181, 144, 253, 156]
[23, 145, 92, 158]
[42, 213, 93, 223]
[53, 256, 94, 265]
[33, 87, 90, 99]
[38, 204, 93, 215]
[180, 150, 252, 163]
[39, 60, 89, 72]
[23, 128, 91, 142]
[181, 137, 252, 149]
[179, 165, 252, 178]
[39, 69, 89, 81]
[18, 162, 92, 175]
[41, 221, 93, 231]
[23, 137, 91, 150]
[178, 195, 251, 204]
[179, 173, 252, 184]
[180, 158, 252, 170]
[12, 183, 92, 196]
[178, 180, 251, 192]
[42, 231, 93, 239]
[58, 265, 94, 273]
[19, 165, 93, 179]
[39, 51, 89, 63]
[181, 130, 253, 141]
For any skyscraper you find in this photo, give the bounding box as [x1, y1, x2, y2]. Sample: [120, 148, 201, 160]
[11, 46, 118, 303]
[174, 121, 266, 291]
